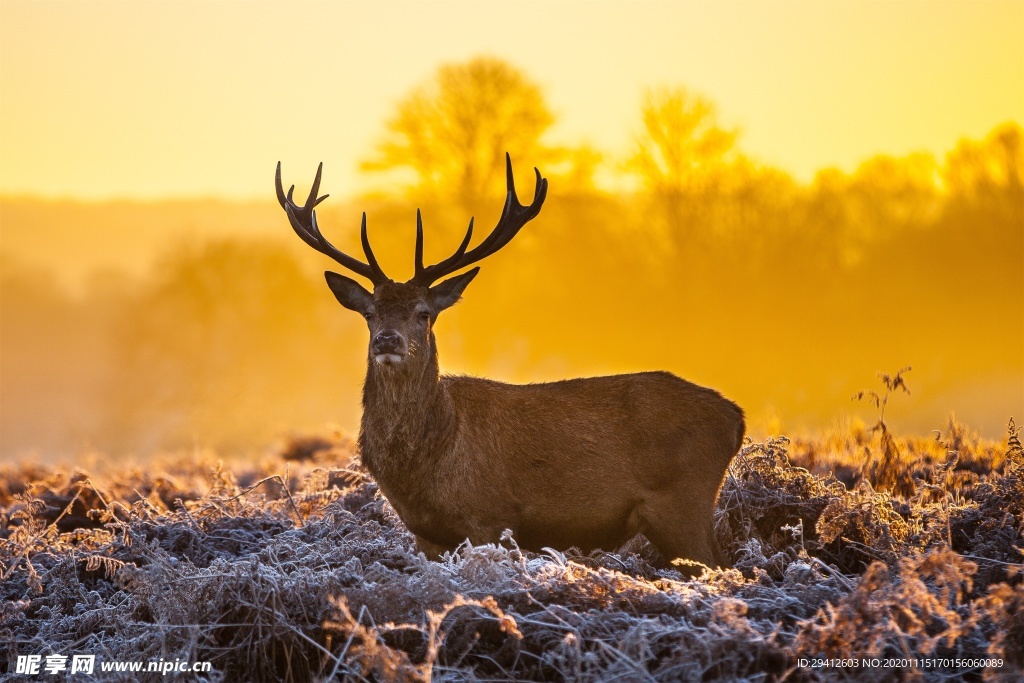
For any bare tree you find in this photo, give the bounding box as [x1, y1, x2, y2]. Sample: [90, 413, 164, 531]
[943, 121, 1023, 218]
[625, 87, 738, 237]
[362, 57, 556, 211]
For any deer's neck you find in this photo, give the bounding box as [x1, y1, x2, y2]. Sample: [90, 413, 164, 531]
[358, 345, 455, 481]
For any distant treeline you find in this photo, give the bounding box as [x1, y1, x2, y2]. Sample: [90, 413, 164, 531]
[1, 61, 1021, 457]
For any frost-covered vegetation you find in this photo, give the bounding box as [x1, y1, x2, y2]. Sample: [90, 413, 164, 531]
[2, 418, 1022, 682]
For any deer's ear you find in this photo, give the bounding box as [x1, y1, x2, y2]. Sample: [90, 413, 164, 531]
[325, 271, 373, 314]
[428, 268, 479, 312]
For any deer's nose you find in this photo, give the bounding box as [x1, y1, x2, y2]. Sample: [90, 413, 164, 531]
[372, 330, 403, 354]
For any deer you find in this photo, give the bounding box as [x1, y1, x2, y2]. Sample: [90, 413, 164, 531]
[275, 154, 745, 569]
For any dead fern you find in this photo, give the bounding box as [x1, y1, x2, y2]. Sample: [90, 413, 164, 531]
[854, 366, 916, 497]
[1, 428, 1021, 682]
[1006, 417, 1023, 474]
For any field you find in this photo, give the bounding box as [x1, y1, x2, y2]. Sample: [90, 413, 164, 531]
[2, 411, 1022, 682]
[2, 4, 1022, 681]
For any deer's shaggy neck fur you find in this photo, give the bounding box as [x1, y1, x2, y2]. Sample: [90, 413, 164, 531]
[359, 333, 456, 496]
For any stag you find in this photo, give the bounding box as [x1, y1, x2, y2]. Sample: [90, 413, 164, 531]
[275, 155, 744, 567]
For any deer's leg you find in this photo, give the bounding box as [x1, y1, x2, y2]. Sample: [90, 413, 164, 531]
[639, 495, 722, 570]
[414, 535, 450, 561]
[642, 526, 716, 569]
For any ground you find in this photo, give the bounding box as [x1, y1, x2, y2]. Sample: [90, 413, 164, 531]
[1, 421, 1022, 682]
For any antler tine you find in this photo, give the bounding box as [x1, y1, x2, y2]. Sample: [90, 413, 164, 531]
[359, 213, 387, 283]
[275, 162, 390, 287]
[415, 210, 425, 275]
[411, 153, 546, 286]
[472, 154, 547, 257]
[414, 211, 474, 283]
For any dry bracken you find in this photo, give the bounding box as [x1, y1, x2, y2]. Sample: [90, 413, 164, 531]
[1, 420, 1022, 681]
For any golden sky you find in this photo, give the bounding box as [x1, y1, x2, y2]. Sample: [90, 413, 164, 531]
[1, 0, 1022, 200]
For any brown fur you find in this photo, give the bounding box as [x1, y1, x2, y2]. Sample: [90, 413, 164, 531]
[347, 281, 745, 568]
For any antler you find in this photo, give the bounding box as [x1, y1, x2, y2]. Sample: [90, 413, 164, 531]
[275, 162, 390, 287]
[411, 153, 547, 286]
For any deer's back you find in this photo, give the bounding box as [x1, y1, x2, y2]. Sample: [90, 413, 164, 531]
[442, 370, 743, 487]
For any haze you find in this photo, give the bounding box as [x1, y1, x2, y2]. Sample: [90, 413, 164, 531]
[1, 1, 1021, 457]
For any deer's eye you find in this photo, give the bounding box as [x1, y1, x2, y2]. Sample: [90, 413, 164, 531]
[364, 312, 374, 321]
[418, 311, 430, 322]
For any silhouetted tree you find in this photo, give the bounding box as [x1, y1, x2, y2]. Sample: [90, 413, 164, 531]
[943, 121, 1023, 221]
[625, 86, 739, 239]
[807, 153, 940, 266]
[361, 57, 558, 211]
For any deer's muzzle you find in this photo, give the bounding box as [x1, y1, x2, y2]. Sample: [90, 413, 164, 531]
[372, 330, 406, 364]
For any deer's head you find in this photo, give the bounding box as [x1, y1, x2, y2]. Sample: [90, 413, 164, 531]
[276, 154, 547, 368]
